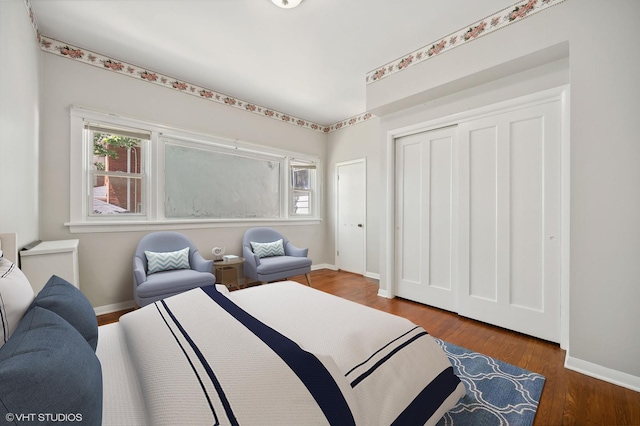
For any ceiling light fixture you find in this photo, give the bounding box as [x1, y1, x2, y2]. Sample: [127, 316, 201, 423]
[271, 0, 302, 9]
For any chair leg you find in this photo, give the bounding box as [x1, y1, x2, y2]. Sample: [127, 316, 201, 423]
[305, 273, 312, 287]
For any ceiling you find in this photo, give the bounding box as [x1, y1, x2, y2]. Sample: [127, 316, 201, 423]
[29, 0, 517, 127]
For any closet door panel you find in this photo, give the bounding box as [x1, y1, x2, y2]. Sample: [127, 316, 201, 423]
[458, 100, 561, 343]
[395, 127, 458, 312]
[468, 125, 498, 301]
[398, 140, 423, 284]
[509, 116, 544, 310]
[429, 137, 453, 291]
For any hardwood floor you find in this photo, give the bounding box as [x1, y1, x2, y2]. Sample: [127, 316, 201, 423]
[98, 269, 640, 426]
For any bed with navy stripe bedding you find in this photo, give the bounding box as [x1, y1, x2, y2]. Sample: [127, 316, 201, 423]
[101, 281, 464, 425]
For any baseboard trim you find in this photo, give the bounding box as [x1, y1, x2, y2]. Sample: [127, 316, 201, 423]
[364, 271, 380, 280]
[94, 300, 135, 316]
[377, 288, 391, 298]
[565, 354, 640, 392]
[312, 263, 338, 271]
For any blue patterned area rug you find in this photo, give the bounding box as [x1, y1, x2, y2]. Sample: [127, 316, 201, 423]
[434, 338, 545, 426]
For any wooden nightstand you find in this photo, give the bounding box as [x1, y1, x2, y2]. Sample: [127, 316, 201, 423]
[213, 257, 245, 290]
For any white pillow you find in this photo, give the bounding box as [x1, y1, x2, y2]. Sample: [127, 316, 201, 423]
[0, 257, 35, 348]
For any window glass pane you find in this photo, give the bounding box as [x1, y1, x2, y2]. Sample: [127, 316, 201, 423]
[92, 175, 143, 214]
[92, 132, 143, 173]
[164, 143, 281, 219]
[88, 125, 146, 216]
[292, 190, 311, 215]
[292, 168, 311, 190]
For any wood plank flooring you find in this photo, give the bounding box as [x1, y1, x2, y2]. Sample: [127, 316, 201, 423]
[98, 269, 640, 426]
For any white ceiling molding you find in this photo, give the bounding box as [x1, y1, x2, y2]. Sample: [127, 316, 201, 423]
[366, 0, 568, 85]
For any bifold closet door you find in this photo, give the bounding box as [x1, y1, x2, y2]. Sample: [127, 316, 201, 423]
[458, 100, 562, 343]
[395, 127, 458, 312]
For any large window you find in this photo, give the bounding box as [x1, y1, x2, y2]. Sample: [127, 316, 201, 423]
[68, 107, 320, 231]
[163, 141, 282, 219]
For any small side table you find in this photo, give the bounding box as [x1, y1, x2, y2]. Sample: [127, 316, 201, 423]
[213, 257, 245, 290]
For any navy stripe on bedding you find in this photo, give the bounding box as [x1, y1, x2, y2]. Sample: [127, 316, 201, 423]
[155, 303, 221, 426]
[159, 300, 238, 426]
[350, 330, 429, 388]
[345, 325, 420, 377]
[391, 366, 461, 426]
[202, 285, 356, 426]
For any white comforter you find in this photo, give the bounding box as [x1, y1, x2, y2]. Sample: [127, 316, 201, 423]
[100, 282, 464, 425]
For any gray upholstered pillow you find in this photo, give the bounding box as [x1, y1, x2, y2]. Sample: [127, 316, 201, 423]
[33, 275, 98, 352]
[0, 257, 35, 349]
[0, 306, 103, 425]
[251, 239, 285, 258]
[145, 247, 190, 274]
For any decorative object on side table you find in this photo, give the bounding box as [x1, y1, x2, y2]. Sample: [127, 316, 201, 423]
[211, 246, 225, 262]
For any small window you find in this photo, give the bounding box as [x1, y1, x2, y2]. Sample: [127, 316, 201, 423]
[86, 123, 149, 216]
[290, 159, 316, 216]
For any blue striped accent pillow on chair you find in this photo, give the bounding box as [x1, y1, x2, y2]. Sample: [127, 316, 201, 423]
[145, 247, 190, 274]
[251, 239, 285, 258]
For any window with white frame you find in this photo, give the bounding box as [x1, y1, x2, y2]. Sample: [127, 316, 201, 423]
[290, 159, 316, 216]
[86, 122, 149, 216]
[68, 107, 320, 231]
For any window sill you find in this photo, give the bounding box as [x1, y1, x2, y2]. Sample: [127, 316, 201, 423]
[65, 218, 322, 234]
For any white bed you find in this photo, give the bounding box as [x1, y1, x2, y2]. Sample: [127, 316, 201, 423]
[97, 281, 465, 425]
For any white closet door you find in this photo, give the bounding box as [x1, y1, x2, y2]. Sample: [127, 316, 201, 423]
[458, 100, 561, 342]
[395, 127, 458, 312]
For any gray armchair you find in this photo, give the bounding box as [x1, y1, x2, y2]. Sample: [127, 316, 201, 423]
[242, 227, 312, 286]
[133, 231, 215, 307]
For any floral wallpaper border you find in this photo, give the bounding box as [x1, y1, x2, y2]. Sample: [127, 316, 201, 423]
[38, 40, 338, 134]
[22, 0, 565, 133]
[366, 0, 567, 85]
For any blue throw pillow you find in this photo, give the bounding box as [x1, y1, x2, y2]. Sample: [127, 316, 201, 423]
[145, 247, 190, 274]
[33, 275, 98, 352]
[251, 239, 285, 258]
[0, 306, 102, 425]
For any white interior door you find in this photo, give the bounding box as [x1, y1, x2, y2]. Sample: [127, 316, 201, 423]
[336, 160, 366, 274]
[395, 127, 458, 312]
[458, 100, 562, 342]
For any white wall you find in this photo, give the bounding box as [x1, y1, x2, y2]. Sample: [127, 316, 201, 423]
[567, 0, 640, 380]
[40, 52, 329, 308]
[0, 1, 41, 247]
[326, 118, 380, 277]
[367, 0, 640, 385]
